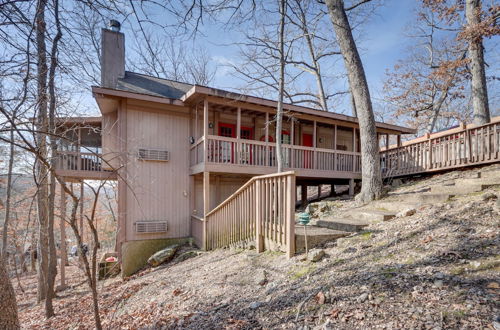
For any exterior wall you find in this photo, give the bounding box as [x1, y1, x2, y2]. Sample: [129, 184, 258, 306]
[102, 111, 119, 170]
[193, 175, 250, 215]
[122, 100, 191, 242]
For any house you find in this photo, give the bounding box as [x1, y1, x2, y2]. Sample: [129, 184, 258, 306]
[55, 24, 416, 276]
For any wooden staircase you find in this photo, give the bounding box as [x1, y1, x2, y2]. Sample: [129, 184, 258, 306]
[200, 171, 297, 258]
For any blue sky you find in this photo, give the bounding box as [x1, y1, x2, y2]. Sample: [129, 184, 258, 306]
[177, 0, 419, 115]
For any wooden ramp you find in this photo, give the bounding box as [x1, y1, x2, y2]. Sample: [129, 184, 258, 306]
[380, 117, 500, 178]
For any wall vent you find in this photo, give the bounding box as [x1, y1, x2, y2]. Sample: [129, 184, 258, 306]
[134, 221, 168, 234]
[137, 148, 169, 161]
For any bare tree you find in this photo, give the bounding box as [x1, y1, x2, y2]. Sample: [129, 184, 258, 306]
[325, 0, 382, 203]
[465, 0, 490, 124]
[276, 0, 287, 173]
[0, 256, 19, 329]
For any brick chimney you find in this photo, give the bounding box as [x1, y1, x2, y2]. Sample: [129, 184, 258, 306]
[101, 20, 125, 88]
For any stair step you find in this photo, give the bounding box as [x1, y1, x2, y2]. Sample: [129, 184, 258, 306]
[345, 209, 396, 222]
[316, 218, 369, 232]
[370, 201, 421, 212]
[431, 184, 487, 194]
[455, 177, 500, 186]
[406, 193, 453, 203]
[480, 170, 500, 179]
[295, 225, 350, 252]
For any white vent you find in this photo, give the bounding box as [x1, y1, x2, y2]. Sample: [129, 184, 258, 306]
[134, 221, 168, 234]
[138, 148, 170, 161]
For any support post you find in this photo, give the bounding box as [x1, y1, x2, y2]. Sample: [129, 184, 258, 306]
[352, 128, 356, 171]
[203, 99, 209, 163]
[290, 119, 295, 167]
[203, 171, 210, 250]
[385, 134, 389, 150]
[265, 112, 270, 166]
[236, 107, 241, 164]
[301, 184, 308, 208]
[349, 179, 355, 197]
[59, 182, 67, 288]
[334, 124, 337, 170]
[285, 174, 296, 259]
[313, 120, 317, 169]
[255, 179, 263, 253]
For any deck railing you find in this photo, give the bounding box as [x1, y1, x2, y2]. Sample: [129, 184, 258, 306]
[195, 135, 360, 173]
[380, 118, 500, 177]
[56, 151, 103, 172]
[200, 171, 296, 258]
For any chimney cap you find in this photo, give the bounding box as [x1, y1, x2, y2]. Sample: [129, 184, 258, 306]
[108, 19, 121, 32]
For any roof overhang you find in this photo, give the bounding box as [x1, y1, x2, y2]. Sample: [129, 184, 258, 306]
[91, 86, 185, 114]
[182, 85, 416, 135]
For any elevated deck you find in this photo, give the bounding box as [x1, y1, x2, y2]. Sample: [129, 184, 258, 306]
[55, 151, 117, 181]
[380, 117, 500, 178]
[190, 135, 362, 179]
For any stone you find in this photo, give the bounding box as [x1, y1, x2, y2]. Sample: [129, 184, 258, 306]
[343, 247, 357, 254]
[391, 178, 403, 187]
[256, 270, 268, 286]
[433, 280, 444, 288]
[357, 292, 369, 303]
[249, 301, 263, 309]
[397, 208, 416, 217]
[308, 249, 326, 262]
[482, 192, 498, 201]
[147, 244, 179, 267]
[177, 250, 199, 262]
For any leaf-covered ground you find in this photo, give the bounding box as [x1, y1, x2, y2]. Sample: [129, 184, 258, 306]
[16, 165, 500, 329]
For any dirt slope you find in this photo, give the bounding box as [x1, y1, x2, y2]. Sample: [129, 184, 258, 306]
[17, 165, 500, 329]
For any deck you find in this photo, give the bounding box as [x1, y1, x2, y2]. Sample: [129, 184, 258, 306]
[381, 118, 500, 178]
[55, 151, 117, 181]
[190, 135, 362, 179]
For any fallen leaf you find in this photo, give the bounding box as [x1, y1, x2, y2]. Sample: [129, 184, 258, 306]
[315, 291, 326, 304]
[422, 236, 433, 243]
[172, 288, 182, 296]
[330, 308, 340, 318]
[486, 282, 499, 289]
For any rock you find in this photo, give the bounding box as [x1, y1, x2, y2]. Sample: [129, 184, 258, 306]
[397, 208, 416, 217]
[482, 192, 498, 201]
[249, 301, 263, 309]
[147, 245, 178, 267]
[433, 280, 444, 288]
[343, 247, 357, 254]
[391, 178, 403, 187]
[256, 270, 268, 286]
[177, 250, 199, 262]
[308, 249, 325, 262]
[357, 292, 369, 303]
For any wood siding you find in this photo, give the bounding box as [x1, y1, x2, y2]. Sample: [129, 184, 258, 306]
[123, 101, 191, 241]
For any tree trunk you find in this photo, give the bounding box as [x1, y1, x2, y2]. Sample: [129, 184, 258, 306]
[276, 0, 287, 173]
[325, 0, 383, 203]
[35, 0, 50, 304]
[1, 118, 15, 261]
[0, 258, 20, 329]
[465, 0, 490, 125]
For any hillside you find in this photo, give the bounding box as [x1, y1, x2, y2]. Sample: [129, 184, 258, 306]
[16, 164, 500, 329]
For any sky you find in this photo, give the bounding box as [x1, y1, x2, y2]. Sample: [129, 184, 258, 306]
[185, 0, 419, 115]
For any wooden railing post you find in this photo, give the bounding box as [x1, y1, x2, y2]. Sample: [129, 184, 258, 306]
[286, 174, 295, 259]
[255, 179, 263, 252]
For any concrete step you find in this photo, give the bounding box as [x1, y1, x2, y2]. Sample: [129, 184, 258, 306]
[370, 201, 421, 213]
[315, 218, 369, 232]
[430, 184, 488, 194]
[345, 209, 396, 222]
[480, 170, 500, 179]
[406, 193, 453, 203]
[295, 225, 349, 252]
[454, 177, 500, 187]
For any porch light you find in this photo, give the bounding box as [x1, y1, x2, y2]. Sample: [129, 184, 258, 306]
[208, 122, 214, 129]
[189, 136, 195, 144]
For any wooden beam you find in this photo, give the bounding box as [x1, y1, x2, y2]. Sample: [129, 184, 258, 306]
[203, 171, 210, 250]
[236, 107, 241, 164]
[79, 182, 84, 241]
[286, 174, 296, 259]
